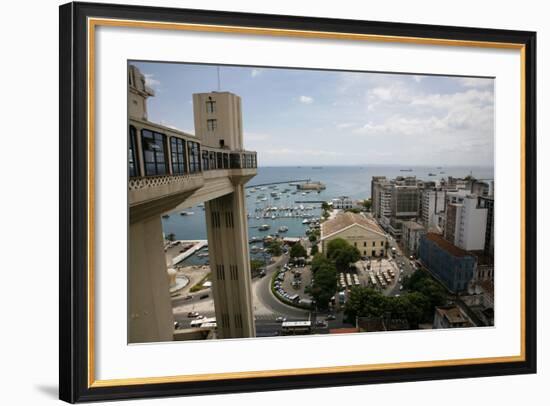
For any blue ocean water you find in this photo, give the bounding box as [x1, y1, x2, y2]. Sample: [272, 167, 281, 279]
[161, 165, 493, 264]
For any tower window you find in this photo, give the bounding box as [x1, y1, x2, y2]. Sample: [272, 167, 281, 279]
[207, 119, 217, 131]
[206, 100, 216, 113]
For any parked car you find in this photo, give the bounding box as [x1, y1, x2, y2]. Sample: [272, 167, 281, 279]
[182, 295, 193, 301]
[275, 316, 286, 323]
[199, 294, 209, 300]
[187, 311, 199, 318]
[326, 314, 336, 321]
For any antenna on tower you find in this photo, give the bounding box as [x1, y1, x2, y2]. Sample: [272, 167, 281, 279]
[217, 66, 221, 91]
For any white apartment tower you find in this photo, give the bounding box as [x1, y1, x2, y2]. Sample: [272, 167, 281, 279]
[445, 194, 488, 251]
[421, 189, 447, 229]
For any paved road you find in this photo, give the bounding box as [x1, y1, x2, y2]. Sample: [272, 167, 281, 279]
[386, 237, 416, 296]
[252, 253, 311, 320]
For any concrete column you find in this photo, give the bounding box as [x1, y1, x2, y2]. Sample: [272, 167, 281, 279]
[128, 215, 174, 343]
[205, 184, 255, 339]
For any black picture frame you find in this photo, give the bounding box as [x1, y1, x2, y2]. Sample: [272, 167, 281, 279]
[59, 1, 537, 403]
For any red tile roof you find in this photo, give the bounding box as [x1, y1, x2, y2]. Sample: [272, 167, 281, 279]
[424, 232, 471, 258]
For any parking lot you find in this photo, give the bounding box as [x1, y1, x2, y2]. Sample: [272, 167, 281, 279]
[273, 263, 314, 307]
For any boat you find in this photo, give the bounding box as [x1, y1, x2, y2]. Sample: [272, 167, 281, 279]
[278, 226, 289, 233]
[259, 224, 271, 231]
[162, 214, 169, 219]
[271, 215, 276, 220]
[302, 219, 310, 224]
[400, 169, 413, 172]
[180, 211, 194, 216]
[428, 173, 436, 176]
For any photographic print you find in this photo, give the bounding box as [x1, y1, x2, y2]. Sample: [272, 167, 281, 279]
[60, 3, 536, 401]
[128, 62, 495, 344]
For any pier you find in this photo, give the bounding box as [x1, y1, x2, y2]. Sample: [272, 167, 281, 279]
[170, 240, 208, 266]
[245, 179, 311, 189]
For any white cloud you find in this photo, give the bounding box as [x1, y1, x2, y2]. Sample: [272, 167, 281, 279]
[251, 68, 262, 78]
[336, 122, 355, 130]
[458, 77, 494, 89]
[244, 132, 271, 141]
[144, 73, 160, 89]
[299, 95, 314, 104]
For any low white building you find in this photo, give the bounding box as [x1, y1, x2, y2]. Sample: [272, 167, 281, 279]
[331, 196, 353, 210]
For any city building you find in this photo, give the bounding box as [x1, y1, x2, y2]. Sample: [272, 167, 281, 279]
[331, 196, 353, 210]
[477, 196, 494, 255]
[128, 65, 257, 343]
[471, 179, 492, 197]
[444, 193, 488, 251]
[418, 233, 477, 292]
[433, 305, 474, 328]
[371, 176, 422, 239]
[421, 189, 447, 229]
[320, 212, 387, 257]
[371, 176, 393, 223]
[401, 221, 426, 257]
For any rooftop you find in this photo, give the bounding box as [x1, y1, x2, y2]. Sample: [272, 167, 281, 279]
[321, 212, 385, 239]
[436, 305, 471, 325]
[424, 232, 472, 258]
[402, 220, 425, 231]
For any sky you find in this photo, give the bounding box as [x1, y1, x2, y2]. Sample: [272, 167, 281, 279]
[132, 61, 494, 167]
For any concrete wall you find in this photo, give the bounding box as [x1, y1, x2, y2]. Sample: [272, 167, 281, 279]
[128, 215, 175, 343]
[193, 92, 243, 150]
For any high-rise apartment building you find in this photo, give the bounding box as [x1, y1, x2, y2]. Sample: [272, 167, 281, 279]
[444, 193, 488, 251]
[421, 189, 447, 229]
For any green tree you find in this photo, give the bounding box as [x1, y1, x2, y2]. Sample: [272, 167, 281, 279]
[326, 238, 349, 259]
[334, 245, 360, 271]
[308, 234, 317, 243]
[311, 253, 332, 274]
[250, 259, 263, 274]
[310, 262, 337, 309]
[265, 240, 283, 256]
[321, 201, 331, 211]
[290, 243, 307, 259]
[344, 287, 388, 321]
[310, 244, 319, 256]
[344, 208, 361, 214]
[166, 232, 176, 242]
[362, 198, 372, 211]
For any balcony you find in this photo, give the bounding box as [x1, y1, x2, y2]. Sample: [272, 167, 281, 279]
[129, 157, 257, 223]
